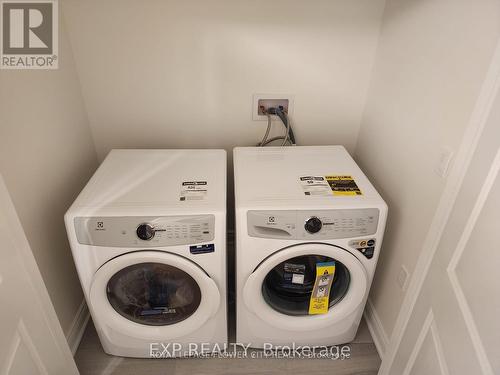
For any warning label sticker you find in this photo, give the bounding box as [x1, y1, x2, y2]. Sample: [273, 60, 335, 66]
[299, 175, 362, 196]
[180, 181, 207, 201]
[325, 175, 362, 196]
[309, 261, 336, 315]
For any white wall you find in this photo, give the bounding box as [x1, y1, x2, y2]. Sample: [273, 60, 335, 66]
[355, 0, 500, 342]
[62, 0, 386, 160]
[0, 19, 98, 334]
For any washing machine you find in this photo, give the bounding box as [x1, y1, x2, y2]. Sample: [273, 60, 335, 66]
[234, 146, 387, 347]
[65, 149, 227, 358]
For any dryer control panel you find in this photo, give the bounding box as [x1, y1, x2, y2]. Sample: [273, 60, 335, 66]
[247, 209, 379, 240]
[74, 215, 215, 247]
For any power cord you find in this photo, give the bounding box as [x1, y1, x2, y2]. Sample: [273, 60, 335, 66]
[256, 106, 296, 147]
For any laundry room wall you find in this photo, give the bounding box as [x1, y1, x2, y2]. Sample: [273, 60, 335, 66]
[61, 0, 386, 161]
[0, 19, 98, 338]
[354, 0, 500, 351]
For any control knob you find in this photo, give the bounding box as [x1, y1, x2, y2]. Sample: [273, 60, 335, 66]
[136, 223, 155, 241]
[305, 217, 322, 234]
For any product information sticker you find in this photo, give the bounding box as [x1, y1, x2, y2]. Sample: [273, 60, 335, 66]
[180, 181, 207, 201]
[299, 175, 362, 196]
[299, 176, 331, 196]
[309, 261, 336, 315]
[283, 263, 306, 286]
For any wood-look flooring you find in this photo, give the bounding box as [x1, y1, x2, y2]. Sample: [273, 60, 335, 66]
[75, 318, 380, 375]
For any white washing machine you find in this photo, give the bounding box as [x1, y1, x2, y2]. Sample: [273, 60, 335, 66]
[65, 149, 227, 358]
[234, 146, 387, 347]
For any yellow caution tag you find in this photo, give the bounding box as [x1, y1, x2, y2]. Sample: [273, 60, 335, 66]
[325, 175, 362, 196]
[308, 262, 336, 315]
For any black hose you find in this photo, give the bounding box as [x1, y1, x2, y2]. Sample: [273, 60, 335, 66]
[275, 107, 296, 145]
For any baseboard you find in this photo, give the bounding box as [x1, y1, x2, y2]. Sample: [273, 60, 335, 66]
[364, 298, 389, 358]
[66, 299, 90, 355]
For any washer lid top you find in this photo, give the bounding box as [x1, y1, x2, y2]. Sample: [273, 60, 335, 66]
[71, 149, 226, 211]
[90, 251, 220, 340]
[233, 146, 386, 208]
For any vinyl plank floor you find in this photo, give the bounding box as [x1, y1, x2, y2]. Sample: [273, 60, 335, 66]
[75, 318, 380, 375]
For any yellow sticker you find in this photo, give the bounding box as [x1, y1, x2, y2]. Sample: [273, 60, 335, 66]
[309, 262, 336, 315]
[325, 175, 362, 196]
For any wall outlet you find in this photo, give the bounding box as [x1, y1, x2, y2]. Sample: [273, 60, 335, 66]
[397, 265, 410, 292]
[253, 94, 294, 121]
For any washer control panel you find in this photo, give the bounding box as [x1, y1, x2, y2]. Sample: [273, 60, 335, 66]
[247, 209, 379, 240]
[75, 215, 215, 247]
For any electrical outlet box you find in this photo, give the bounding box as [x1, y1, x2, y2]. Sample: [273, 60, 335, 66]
[253, 94, 294, 121]
[258, 99, 289, 115]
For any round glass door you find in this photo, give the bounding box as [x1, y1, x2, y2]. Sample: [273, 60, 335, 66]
[106, 262, 202, 326]
[243, 244, 367, 331]
[262, 255, 350, 315]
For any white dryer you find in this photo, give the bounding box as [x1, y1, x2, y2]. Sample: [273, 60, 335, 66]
[234, 146, 387, 347]
[65, 149, 227, 358]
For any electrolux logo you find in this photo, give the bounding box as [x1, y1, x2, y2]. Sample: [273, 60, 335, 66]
[0, 0, 58, 69]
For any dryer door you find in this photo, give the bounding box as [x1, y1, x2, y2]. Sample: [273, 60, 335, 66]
[243, 243, 368, 331]
[90, 251, 220, 340]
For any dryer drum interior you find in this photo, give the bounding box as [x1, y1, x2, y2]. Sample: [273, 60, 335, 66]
[106, 262, 202, 326]
[262, 255, 351, 316]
